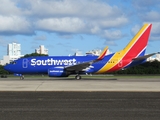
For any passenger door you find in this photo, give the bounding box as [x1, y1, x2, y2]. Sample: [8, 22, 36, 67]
[22, 58, 28, 68]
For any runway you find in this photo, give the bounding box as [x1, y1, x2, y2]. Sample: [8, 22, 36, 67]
[0, 92, 160, 120]
[0, 77, 160, 91]
[0, 77, 160, 119]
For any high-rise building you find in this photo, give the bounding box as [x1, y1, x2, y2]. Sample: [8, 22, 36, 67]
[0, 43, 23, 65]
[7, 43, 21, 56]
[35, 45, 48, 55]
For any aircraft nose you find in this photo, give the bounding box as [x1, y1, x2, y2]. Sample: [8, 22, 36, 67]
[4, 64, 11, 71]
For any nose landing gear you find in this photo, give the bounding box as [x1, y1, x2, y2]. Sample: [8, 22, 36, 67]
[20, 75, 24, 80]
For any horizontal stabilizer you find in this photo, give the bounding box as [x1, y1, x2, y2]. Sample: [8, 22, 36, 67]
[132, 53, 158, 61]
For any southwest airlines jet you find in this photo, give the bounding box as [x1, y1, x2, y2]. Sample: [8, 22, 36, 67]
[4, 24, 156, 79]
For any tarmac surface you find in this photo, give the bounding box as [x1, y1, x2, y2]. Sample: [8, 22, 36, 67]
[0, 77, 160, 119]
[0, 92, 160, 120]
[0, 77, 160, 91]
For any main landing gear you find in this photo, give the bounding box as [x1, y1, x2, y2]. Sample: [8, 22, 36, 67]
[75, 74, 81, 80]
[20, 75, 24, 80]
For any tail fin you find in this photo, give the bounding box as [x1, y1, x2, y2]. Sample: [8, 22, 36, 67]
[96, 24, 152, 73]
[123, 24, 152, 57]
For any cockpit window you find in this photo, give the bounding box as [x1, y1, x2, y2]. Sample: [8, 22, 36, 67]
[10, 61, 17, 64]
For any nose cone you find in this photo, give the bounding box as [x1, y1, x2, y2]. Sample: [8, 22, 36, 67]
[4, 64, 10, 71]
[4, 64, 13, 72]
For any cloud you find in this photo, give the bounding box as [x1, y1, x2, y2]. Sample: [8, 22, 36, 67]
[141, 11, 160, 22]
[149, 22, 160, 41]
[0, 0, 21, 15]
[18, 0, 122, 19]
[132, 0, 160, 11]
[105, 40, 117, 46]
[131, 24, 140, 36]
[0, 15, 34, 35]
[35, 17, 86, 33]
[131, 0, 160, 41]
[131, 23, 160, 41]
[1, 0, 160, 42]
[102, 29, 123, 40]
[0, 0, 128, 40]
[34, 35, 47, 41]
[58, 33, 73, 39]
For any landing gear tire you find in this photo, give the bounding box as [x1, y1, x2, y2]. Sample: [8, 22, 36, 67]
[75, 75, 81, 80]
[20, 75, 24, 80]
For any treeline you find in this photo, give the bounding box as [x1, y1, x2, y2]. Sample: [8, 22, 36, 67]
[0, 65, 9, 75]
[22, 53, 48, 58]
[111, 60, 160, 74]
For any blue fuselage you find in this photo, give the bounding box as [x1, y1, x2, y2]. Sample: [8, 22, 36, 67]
[4, 53, 146, 75]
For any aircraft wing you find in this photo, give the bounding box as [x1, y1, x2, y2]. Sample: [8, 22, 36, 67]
[132, 52, 158, 61]
[65, 46, 108, 71]
[65, 61, 93, 71]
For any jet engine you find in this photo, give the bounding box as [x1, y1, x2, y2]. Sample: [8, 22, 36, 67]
[48, 67, 69, 77]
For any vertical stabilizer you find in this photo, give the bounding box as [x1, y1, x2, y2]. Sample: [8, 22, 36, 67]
[123, 24, 152, 57]
[96, 24, 152, 73]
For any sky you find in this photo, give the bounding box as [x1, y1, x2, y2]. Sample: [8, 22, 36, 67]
[0, 0, 160, 59]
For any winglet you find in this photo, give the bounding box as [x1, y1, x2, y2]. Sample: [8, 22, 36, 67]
[97, 46, 108, 60]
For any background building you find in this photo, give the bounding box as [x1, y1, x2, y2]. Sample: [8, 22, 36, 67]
[35, 45, 48, 55]
[8, 43, 21, 56]
[0, 43, 23, 65]
[147, 53, 160, 62]
[85, 49, 111, 56]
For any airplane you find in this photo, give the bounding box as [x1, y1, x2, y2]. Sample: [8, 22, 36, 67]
[4, 23, 156, 79]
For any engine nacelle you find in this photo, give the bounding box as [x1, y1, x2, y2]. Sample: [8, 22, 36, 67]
[48, 67, 69, 77]
[85, 68, 95, 73]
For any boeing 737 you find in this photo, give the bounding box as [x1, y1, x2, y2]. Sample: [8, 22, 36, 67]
[4, 24, 156, 79]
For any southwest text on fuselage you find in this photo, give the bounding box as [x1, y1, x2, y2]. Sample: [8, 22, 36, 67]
[30, 58, 77, 66]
